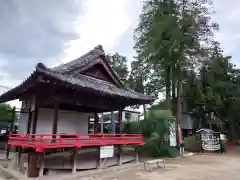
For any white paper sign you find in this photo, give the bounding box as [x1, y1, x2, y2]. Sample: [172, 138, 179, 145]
[100, 145, 114, 159]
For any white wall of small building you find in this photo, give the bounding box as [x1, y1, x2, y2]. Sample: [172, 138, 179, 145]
[18, 108, 93, 134]
[102, 107, 140, 123]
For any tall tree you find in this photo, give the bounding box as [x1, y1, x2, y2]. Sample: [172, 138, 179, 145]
[106, 53, 129, 84]
[134, 0, 218, 115]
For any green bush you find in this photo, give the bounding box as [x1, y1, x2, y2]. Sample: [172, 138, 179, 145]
[122, 109, 178, 158]
[184, 135, 201, 152]
[220, 139, 227, 153]
[122, 121, 140, 134]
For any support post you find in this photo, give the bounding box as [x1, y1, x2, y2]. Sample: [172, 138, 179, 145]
[111, 112, 115, 134]
[10, 106, 16, 132]
[27, 153, 38, 178]
[71, 148, 77, 173]
[118, 145, 122, 166]
[17, 147, 21, 169]
[27, 111, 32, 134]
[135, 147, 139, 163]
[5, 144, 10, 160]
[100, 113, 104, 133]
[14, 148, 20, 170]
[94, 113, 99, 133]
[32, 108, 38, 134]
[176, 80, 184, 154]
[97, 147, 101, 169]
[52, 101, 59, 141]
[19, 150, 26, 174]
[118, 110, 123, 133]
[38, 153, 45, 177]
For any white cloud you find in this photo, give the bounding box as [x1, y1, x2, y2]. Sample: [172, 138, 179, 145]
[0, 0, 143, 108]
[2, 0, 240, 109]
[60, 0, 142, 64]
[212, 0, 240, 66]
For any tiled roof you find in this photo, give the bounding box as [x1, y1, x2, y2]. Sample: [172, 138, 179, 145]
[51, 45, 105, 73]
[37, 66, 152, 101]
[51, 45, 124, 88]
[0, 45, 154, 103]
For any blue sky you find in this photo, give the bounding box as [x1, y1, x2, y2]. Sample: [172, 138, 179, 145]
[0, 0, 239, 107]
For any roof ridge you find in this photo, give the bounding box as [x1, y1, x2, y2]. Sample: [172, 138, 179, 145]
[51, 45, 105, 72]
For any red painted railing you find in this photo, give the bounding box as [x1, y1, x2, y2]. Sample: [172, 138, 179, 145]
[8, 134, 143, 152]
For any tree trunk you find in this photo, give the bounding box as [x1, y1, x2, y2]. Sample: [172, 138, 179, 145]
[171, 78, 177, 116]
[198, 117, 202, 129]
[176, 80, 183, 147]
[166, 66, 171, 110]
[209, 113, 212, 130]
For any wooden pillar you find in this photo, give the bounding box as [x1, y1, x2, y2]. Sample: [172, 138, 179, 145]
[100, 113, 104, 133]
[52, 101, 59, 141]
[13, 147, 21, 170]
[135, 148, 139, 163]
[118, 110, 123, 133]
[71, 148, 77, 173]
[5, 144, 10, 160]
[27, 153, 38, 178]
[97, 147, 101, 169]
[32, 108, 38, 134]
[27, 111, 32, 134]
[19, 150, 26, 173]
[94, 113, 99, 133]
[17, 147, 22, 169]
[10, 106, 16, 132]
[118, 145, 122, 166]
[111, 112, 115, 134]
[118, 110, 123, 166]
[38, 153, 45, 177]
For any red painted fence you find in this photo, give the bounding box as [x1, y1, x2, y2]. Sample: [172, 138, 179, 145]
[8, 133, 143, 152]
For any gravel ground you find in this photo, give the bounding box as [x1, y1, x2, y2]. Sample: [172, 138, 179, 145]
[72, 149, 240, 180]
[5, 147, 240, 180]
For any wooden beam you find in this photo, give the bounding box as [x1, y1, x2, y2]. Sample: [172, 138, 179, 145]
[37, 94, 125, 112]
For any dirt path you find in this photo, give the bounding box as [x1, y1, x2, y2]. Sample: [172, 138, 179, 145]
[75, 151, 240, 180]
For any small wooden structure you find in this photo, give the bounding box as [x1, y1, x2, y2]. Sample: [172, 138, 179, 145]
[197, 129, 221, 152]
[0, 45, 154, 177]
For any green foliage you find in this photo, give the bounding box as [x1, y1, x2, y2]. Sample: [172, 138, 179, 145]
[0, 104, 16, 122]
[134, 0, 218, 111]
[131, 0, 240, 140]
[122, 121, 141, 134]
[108, 0, 240, 142]
[107, 53, 129, 83]
[220, 140, 227, 153]
[184, 135, 201, 152]
[123, 109, 178, 157]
